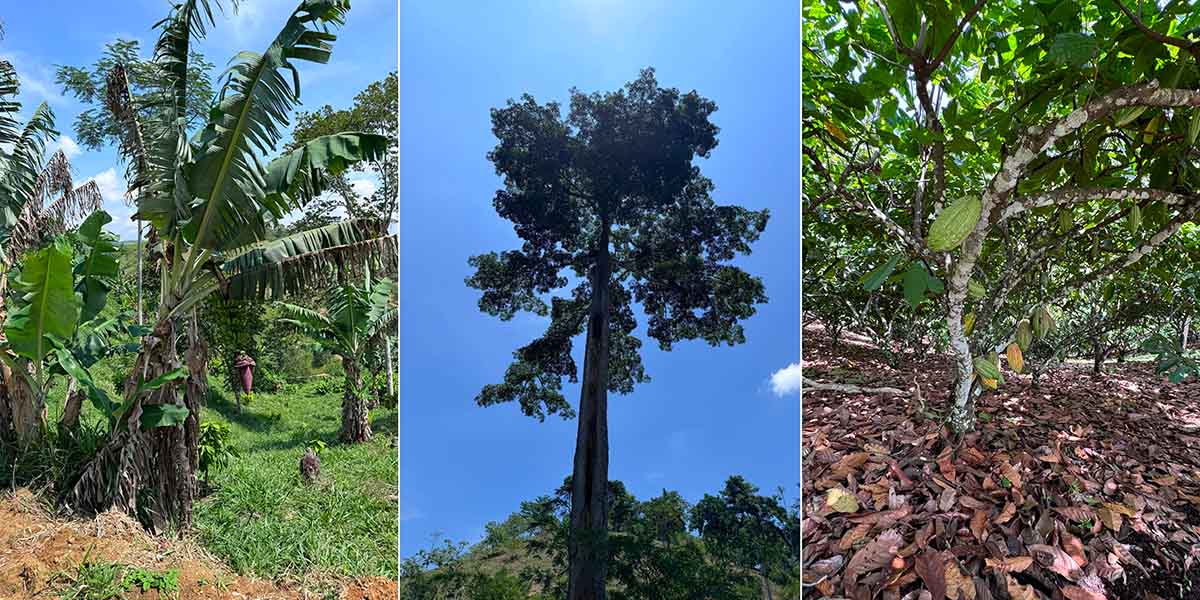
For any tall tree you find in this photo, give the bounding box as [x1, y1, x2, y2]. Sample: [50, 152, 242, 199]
[468, 68, 768, 599]
[65, 0, 394, 532]
[287, 72, 397, 230]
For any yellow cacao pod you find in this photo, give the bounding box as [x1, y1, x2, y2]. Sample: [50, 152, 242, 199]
[1007, 343, 1024, 373]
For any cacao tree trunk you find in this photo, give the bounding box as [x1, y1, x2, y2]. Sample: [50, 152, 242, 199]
[60, 378, 86, 431]
[1183, 315, 1192, 351]
[66, 317, 195, 533]
[339, 358, 371, 443]
[1092, 338, 1104, 375]
[568, 222, 611, 600]
[946, 297, 976, 432]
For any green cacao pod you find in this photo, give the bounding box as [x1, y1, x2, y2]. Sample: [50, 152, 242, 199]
[968, 279, 986, 300]
[1127, 204, 1141, 234]
[964, 311, 976, 336]
[1033, 305, 1055, 338]
[974, 356, 1003, 383]
[927, 196, 982, 251]
[1189, 108, 1200, 144]
[1059, 209, 1072, 234]
[1016, 319, 1033, 351]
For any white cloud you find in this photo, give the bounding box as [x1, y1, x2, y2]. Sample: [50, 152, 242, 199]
[49, 135, 80, 158]
[0, 51, 70, 107]
[349, 175, 378, 198]
[84, 168, 139, 241]
[769, 362, 802, 396]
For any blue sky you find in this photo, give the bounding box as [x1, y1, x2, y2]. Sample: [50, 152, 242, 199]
[400, 0, 800, 557]
[1, 0, 397, 241]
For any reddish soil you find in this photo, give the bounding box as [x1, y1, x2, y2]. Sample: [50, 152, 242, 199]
[802, 327, 1200, 600]
[0, 489, 397, 600]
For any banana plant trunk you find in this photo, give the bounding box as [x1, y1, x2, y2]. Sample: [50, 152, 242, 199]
[0, 272, 46, 446]
[185, 313, 207, 475]
[66, 317, 196, 532]
[568, 222, 611, 600]
[60, 378, 86, 431]
[340, 358, 371, 443]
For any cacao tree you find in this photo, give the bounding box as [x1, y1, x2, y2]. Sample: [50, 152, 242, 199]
[806, 0, 1200, 430]
[468, 68, 769, 599]
[63, 0, 395, 532]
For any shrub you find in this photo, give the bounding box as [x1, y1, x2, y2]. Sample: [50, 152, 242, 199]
[197, 422, 238, 482]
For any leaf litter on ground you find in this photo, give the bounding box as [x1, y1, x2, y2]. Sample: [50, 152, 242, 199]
[802, 327, 1200, 599]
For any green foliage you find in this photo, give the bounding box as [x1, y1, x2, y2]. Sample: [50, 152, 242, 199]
[288, 72, 397, 230]
[197, 421, 238, 481]
[400, 475, 798, 598]
[54, 38, 215, 151]
[191, 385, 397, 578]
[54, 560, 180, 600]
[469, 68, 768, 420]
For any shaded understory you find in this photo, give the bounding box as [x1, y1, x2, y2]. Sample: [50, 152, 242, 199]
[803, 328, 1200, 599]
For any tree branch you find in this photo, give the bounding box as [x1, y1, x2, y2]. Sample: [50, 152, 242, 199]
[1113, 0, 1200, 59]
[929, 0, 988, 71]
[998, 187, 1190, 223]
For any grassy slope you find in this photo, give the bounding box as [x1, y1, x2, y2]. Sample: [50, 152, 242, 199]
[194, 384, 398, 579]
[44, 360, 398, 580]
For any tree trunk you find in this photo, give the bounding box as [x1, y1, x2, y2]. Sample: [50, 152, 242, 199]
[339, 358, 371, 443]
[185, 313, 207, 475]
[1092, 337, 1104, 375]
[136, 221, 143, 326]
[60, 378, 86, 431]
[385, 338, 395, 396]
[1184, 315, 1192, 351]
[66, 317, 195, 533]
[568, 223, 611, 600]
[0, 273, 44, 446]
[946, 295, 976, 432]
[1, 360, 44, 446]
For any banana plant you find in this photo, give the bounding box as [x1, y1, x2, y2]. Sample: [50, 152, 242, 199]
[66, 0, 395, 531]
[1, 212, 150, 439]
[0, 59, 103, 445]
[278, 274, 396, 443]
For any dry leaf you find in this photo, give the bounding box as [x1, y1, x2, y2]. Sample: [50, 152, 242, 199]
[996, 501, 1017, 524]
[1029, 543, 1082, 581]
[826, 487, 860, 514]
[1096, 506, 1123, 532]
[839, 522, 871, 551]
[970, 508, 988, 542]
[944, 561, 976, 600]
[845, 529, 903, 587]
[1006, 575, 1040, 600]
[985, 555, 1033, 573]
[913, 551, 947, 600]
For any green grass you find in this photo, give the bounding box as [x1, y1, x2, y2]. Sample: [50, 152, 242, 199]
[193, 383, 397, 579]
[29, 359, 397, 581]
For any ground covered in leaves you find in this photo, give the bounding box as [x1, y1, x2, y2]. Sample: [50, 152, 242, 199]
[0, 489, 396, 599]
[802, 327, 1200, 600]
